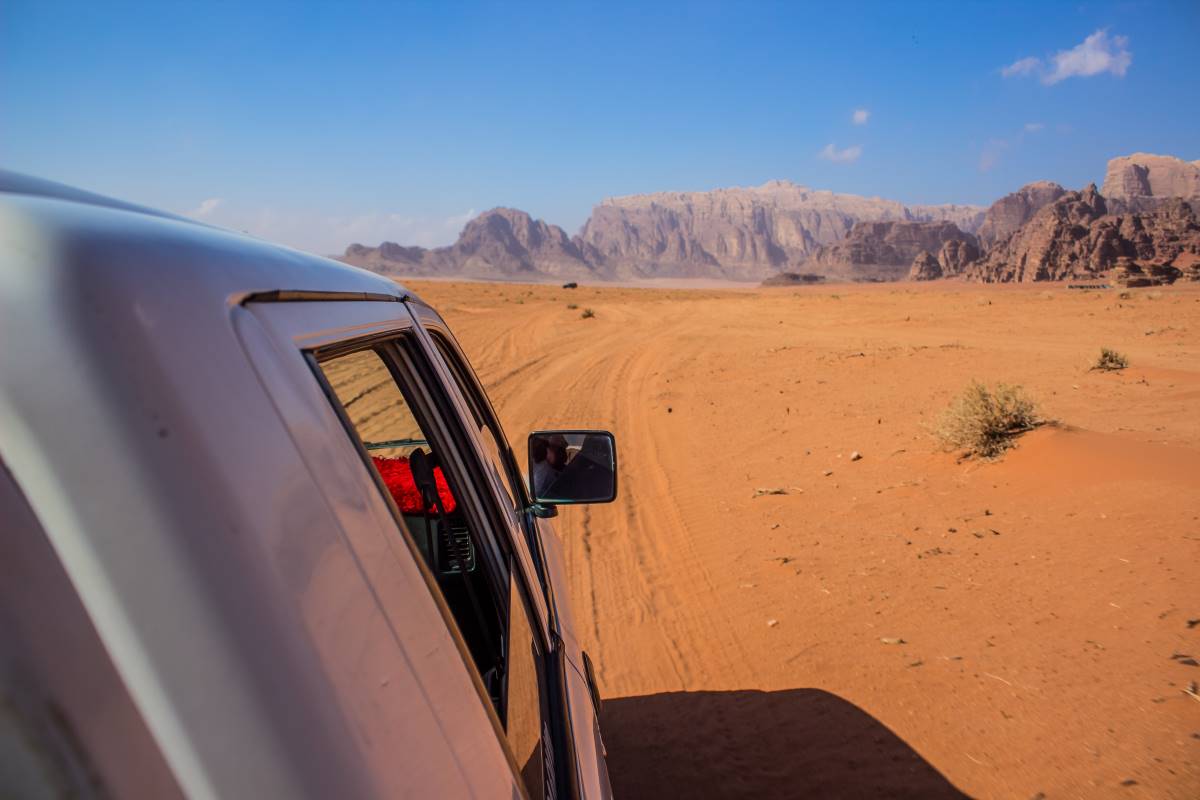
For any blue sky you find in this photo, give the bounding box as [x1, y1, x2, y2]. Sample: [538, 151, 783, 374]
[3, 1, 1198, 254]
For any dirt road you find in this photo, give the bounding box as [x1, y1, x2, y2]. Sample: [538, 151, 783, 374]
[411, 279, 1200, 799]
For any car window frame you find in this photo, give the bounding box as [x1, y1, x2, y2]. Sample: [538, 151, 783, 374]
[405, 311, 552, 611]
[242, 297, 548, 796]
[413, 318, 532, 512]
[305, 326, 572, 795]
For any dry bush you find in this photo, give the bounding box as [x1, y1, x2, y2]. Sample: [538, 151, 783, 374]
[1092, 348, 1128, 371]
[935, 381, 1040, 458]
[581, 308, 596, 319]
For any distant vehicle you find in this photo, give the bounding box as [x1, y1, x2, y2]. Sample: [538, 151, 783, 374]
[0, 171, 616, 799]
[562, 282, 578, 289]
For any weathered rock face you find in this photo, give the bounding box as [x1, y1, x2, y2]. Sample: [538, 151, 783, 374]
[967, 186, 1200, 283]
[806, 220, 978, 280]
[577, 180, 984, 280]
[1102, 153, 1200, 205]
[977, 181, 1067, 247]
[908, 250, 943, 281]
[937, 238, 980, 276]
[342, 208, 600, 279]
[908, 204, 986, 235]
[967, 185, 1109, 282]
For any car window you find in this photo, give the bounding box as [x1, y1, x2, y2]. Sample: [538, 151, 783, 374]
[313, 340, 552, 798]
[428, 332, 526, 514]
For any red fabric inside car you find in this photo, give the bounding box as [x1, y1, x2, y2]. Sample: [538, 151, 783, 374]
[371, 455, 457, 514]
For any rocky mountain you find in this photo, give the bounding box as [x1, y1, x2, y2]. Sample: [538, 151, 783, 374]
[576, 181, 984, 280]
[805, 220, 978, 281]
[976, 181, 1067, 247]
[1102, 153, 1200, 212]
[908, 204, 986, 234]
[965, 185, 1200, 283]
[342, 152, 1200, 285]
[908, 251, 943, 281]
[342, 208, 599, 279]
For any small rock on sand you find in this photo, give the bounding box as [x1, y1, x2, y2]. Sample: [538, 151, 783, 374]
[880, 637, 906, 645]
[850, 451, 862, 461]
[767, 619, 779, 628]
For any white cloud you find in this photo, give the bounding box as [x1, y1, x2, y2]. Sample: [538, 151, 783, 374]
[1023, 122, 1045, 132]
[852, 108, 870, 125]
[1000, 30, 1131, 85]
[186, 197, 223, 219]
[1001, 56, 1041, 78]
[818, 143, 862, 164]
[181, 200, 478, 254]
[1043, 29, 1131, 84]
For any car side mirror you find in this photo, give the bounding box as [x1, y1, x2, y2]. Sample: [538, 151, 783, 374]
[528, 430, 617, 506]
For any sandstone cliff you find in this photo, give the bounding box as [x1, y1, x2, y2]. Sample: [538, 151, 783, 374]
[966, 186, 1200, 283]
[977, 181, 1067, 247]
[806, 220, 978, 280]
[908, 204, 985, 235]
[1101, 153, 1200, 211]
[342, 208, 599, 279]
[908, 251, 943, 281]
[576, 180, 983, 280]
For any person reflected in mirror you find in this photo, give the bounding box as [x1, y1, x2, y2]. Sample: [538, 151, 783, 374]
[531, 433, 569, 498]
[544, 434, 613, 502]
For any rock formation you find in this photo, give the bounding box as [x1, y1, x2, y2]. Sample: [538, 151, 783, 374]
[760, 272, 826, 287]
[908, 250, 943, 281]
[342, 207, 600, 279]
[1101, 153, 1200, 212]
[575, 181, 984, 280]
[342, 180, 987, 282]
[967, 186, 1200, 283]
[342, 155, 1200, 284]
[908, 204, 986, 235]
[976, 181, 1067, 247]
[806, 220, 978, 281]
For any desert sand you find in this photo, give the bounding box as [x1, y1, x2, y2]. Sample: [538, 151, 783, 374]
[407, 278, 1200, 799]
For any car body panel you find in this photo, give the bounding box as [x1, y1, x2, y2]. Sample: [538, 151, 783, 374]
[2, 174, 614, 798]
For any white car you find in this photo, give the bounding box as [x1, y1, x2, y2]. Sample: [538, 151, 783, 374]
[0, 171, 615, 800]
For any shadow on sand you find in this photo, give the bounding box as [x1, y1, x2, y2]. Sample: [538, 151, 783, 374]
[602, 689, 970, 799]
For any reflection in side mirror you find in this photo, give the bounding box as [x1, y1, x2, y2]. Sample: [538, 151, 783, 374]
[528, 430, 617, 506]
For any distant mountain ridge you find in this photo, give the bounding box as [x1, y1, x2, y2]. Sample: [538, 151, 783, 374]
[341, 154, 1199, 285]
[342, 180, 985, 282]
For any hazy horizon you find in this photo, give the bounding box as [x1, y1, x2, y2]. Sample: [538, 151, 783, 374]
[4, 0, 1198, 254]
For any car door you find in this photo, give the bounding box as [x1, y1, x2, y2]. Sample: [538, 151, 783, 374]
[241, 296, 566, 799]
[407, 304, 614, 799]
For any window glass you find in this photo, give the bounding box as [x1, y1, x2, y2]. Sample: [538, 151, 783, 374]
[429, 334, 524, 513]
[315, 342, 553, 794]
[317, 346, 507, 702]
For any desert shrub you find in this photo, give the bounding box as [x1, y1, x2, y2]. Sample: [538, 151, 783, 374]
[1093, 348, 1128, 371]
[935, 381, 1040, 458]
[566, 303, 579, 310]
[581, 308, 595, 319]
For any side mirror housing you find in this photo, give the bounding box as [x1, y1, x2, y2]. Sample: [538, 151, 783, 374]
[528, 430, 617, 506]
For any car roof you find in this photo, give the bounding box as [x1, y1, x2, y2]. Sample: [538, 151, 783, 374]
[0, 169, 410, 312]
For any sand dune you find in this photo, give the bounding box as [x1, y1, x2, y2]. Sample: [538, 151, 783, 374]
[409, 279, 1200, 799]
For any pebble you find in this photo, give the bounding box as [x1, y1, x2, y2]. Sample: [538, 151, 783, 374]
[880, 637, 906, 645]
[850, 451, 862, 461]
[767, 619, 779, 628]
[823, 469, 834, 477]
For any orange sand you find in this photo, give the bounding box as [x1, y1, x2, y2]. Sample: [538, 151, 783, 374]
[409, 279, 1200, 799]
